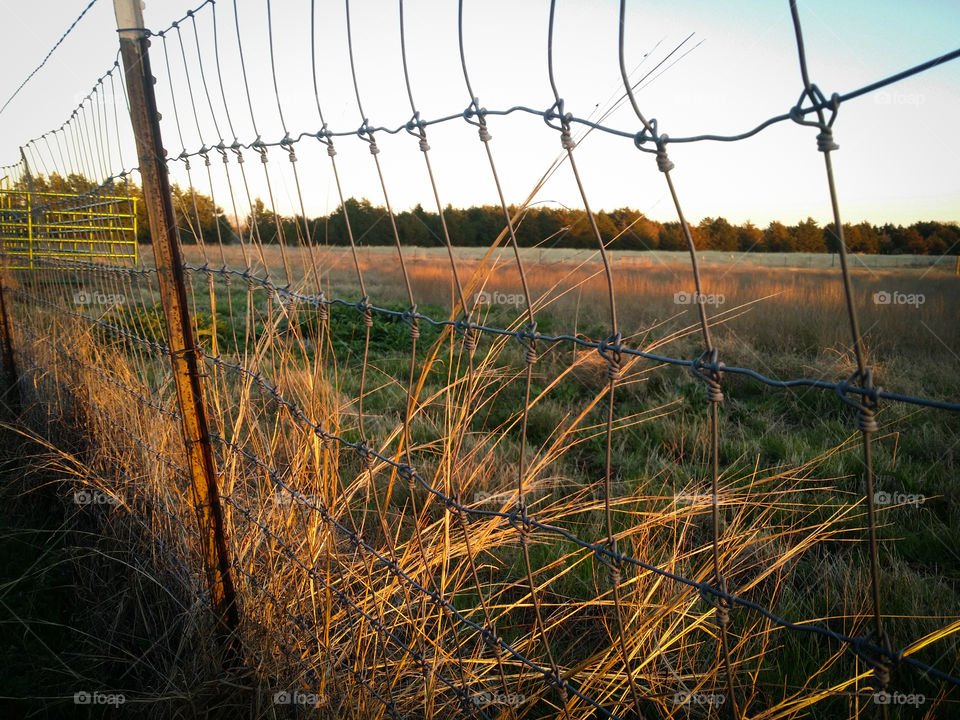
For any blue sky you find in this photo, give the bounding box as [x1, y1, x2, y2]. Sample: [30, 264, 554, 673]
[1, 0, 957, 227]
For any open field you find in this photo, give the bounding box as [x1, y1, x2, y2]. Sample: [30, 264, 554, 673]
[257, 245, 959, 269]
[182, 244, 959, 393]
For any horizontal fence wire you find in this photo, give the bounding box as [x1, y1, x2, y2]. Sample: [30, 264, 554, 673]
[1, 0, 958, 718]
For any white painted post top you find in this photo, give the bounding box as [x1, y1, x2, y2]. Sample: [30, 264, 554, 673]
[114, 0, 146, 39]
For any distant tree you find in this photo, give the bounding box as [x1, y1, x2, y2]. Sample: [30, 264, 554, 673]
[838, 222, 878, 254]
[535, 207, 566, 247]
[737, 221, 762, 251]
[855, 222, 879, 254]
[658, 222, 687, 251]
[9, 172, 955, 255]
[594, 211, 619, 245]
[170, 183, 232, 245]
[245, 197, 278, 244]
[790, 217, 826, 252]
[925, 233, 948, 255]
[395, 205, 434, 245]
[464, 205, 502, 246]
[699, 216, 738, 251]
[610, 208, 659, 250]
[901, 227, 926, 254]
[763, 221, 791, 252]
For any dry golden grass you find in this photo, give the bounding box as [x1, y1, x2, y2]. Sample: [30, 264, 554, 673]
[3, 242, 957, 718]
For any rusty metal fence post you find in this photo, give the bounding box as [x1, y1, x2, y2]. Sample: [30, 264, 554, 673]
[0, 266, 18, 411]
[113, 0, 239, 650]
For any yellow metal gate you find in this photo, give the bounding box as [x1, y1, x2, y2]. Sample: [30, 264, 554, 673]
[0, 189, 137, 269]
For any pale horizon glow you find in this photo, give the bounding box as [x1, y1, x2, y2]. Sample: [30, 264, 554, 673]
[0, 0, 957, 229]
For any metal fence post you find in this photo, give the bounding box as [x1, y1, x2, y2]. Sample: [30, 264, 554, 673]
[113, 0, 240, 650]
[20, 149, 35, 269]
[0, 266, 18, 411]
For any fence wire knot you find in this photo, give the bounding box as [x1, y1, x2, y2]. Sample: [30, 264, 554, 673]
[453, 316, 476, 349]
[253, 140, 268, 164]
[401, 305, 421, 339]
[593, 538, 617, 571]
[817, 128, 838, 152]
[835, 368, 881, 433]
[691, 348, 725, 403]
[464, 326, 477, 352]
[598, 333, 623, 381]
[405, 112, 430, 152]
[790, 85, 841, 152]
[699, 584, 732, 627]
[853, 629, 898, 690]
[517, 322, 538, 365]
[608, 561, 622, 587]
[356, 441, 375, 471]
[480, 623, 501, 647]
[543, 98, 573, 133]
[315, 291, 328, 322]
[508, 502, 534, 544]
[656, 143, 675, 173]
[462, 97, 487, 128]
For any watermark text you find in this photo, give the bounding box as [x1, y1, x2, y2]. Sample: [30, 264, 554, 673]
[74, 691, 126, 707]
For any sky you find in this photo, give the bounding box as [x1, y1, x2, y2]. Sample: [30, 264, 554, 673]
[0, 0, 957, 228]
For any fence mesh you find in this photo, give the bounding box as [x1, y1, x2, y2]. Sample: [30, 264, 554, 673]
[1, 1, 958, 718]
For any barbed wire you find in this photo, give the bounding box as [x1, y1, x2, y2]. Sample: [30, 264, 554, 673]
[0, 0, 103, 119]
[179, 263, 960, 412]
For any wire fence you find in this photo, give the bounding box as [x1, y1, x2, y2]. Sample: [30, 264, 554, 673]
[0, 1, 958, 718]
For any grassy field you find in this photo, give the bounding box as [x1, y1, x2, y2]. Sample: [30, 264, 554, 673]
[5, 243, 958, 717]
[171, 244, 958, 715]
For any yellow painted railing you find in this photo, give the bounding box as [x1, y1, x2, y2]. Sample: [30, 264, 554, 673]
[0, 189, 137, 269]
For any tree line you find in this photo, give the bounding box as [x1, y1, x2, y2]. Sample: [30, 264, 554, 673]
[10, 173, 959, 255]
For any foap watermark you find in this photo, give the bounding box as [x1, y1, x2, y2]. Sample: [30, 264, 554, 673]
[675, 491, 724, 506]
[473, 489, 514, 506]
[72, 85, 126, 111]
[674, 290, 725, 306]
[874, 90, 925, 107]
[872, 290, 924, 307]
[74, 290, 126, 306]
[74, 490, 119, 506]
[472, 691, 525, 708]
[673, 691, 725, 707]
[272, 492, 322, 507]
[873, 690, 925, 707]
[474, 290, 525, 307]
[74, 691, 126, 707]
[273, 690, 325, 707]
[591, 479, 626, 500]
[874, 490, 925, 508]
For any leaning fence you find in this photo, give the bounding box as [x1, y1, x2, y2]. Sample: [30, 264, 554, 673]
[0, 0, 958, 718]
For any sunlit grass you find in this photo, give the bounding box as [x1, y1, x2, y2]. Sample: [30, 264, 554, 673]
[4, 243, 958, 718]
